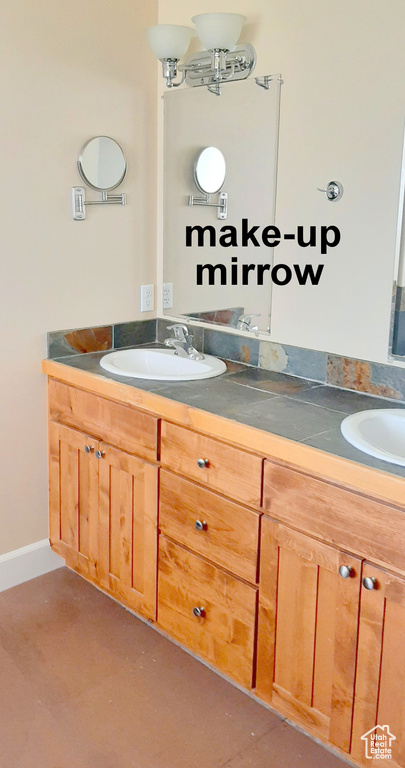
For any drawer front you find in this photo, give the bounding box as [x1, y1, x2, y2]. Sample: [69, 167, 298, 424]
[158, 537, 257, 688]
[263, 460, 405, 574]
[160, 421, 262, 507]
[160, 470, 260, 583]
[49, 379, 158, 461]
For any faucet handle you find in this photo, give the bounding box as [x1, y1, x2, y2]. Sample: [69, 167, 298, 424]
[237, 313, 261, 330]
[167, 323, 190, 342]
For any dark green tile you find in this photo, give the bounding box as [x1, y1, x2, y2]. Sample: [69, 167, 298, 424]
[227, 368, 316, 395]
[203, 329, 259, 366]
[114, 320, 157, 348]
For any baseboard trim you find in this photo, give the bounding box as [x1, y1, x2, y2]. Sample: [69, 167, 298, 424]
[0, 539, 64, 593]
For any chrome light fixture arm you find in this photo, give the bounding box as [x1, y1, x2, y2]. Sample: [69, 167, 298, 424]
[183, 44, 256, 88]
[161, 59, 186, 88]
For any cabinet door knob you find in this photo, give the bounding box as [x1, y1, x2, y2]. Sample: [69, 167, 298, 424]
[362, 576, 377, 590]
[197, 458, 209, 468]
[194, 520, 207, 532]
[95, 449, 105, 459]
[192, 606, 205, 618]
[339, 565, 354, 579]
[84, 444, 94, 454]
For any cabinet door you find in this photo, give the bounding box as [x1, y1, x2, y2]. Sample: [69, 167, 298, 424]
[256, 518, 361, 752]
[49, 421, 98, 580]
[351, 564, 405, 767]
[97, 441, 158, 620]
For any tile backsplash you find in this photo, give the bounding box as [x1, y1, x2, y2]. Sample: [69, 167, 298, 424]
[47, 318, 405, 403]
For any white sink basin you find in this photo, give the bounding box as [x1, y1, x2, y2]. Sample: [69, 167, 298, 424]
[100, 347, 227, 381]
[341, 409, 405, 466]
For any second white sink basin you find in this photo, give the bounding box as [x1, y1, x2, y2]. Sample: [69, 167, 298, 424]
[341, 409, 405, 466]
[100, 347, 227, 381]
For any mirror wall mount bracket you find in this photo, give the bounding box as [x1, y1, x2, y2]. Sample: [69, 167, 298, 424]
[255, 74, 283, 90]
[317, 181, 344, 202]
[71, 187, 126, 221]
[188, 191, 228, 220]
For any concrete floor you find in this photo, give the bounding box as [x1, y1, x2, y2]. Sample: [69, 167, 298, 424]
[0, 568, 350, 768]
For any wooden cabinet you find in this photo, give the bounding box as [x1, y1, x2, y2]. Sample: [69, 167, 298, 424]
[351, 563, 405, 767]
[157, 424, 262, 688]
[48, 384, 158, 620]
[256, 518, 362, 753]
[158, 537, 257, 689]
[49, 378, 158, 462]
[159, 469, 260, 583]
[262, 459, 405, 575]
[45, 368, 405, 768]
[160, 421, 262, 507]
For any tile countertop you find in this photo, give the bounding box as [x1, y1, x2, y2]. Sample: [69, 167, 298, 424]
[47, 347, 405, 482]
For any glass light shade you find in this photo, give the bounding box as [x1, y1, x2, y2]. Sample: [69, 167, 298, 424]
[147, 24, 194, 60]
[191, 13, 246, 51]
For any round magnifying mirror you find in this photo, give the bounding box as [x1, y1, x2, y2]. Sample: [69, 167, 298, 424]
[194, 147, 226, 196]
[78, 136, 127, 191]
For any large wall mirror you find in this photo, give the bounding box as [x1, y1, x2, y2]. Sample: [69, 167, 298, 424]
[390, 127, 405, 360]
[163, 76, 282, 334]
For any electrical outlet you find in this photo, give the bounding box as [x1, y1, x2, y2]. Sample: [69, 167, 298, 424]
[163, 282, 173, 309]
[140, 284, 154, 312]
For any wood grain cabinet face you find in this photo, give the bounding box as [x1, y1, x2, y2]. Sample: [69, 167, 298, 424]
[256, 518, 362, 753]
[160, 421, 262, 507]
[158, 537, 258, 689]
[263, 459, 405, 575]
[49, 420, 158, 620]
[49, 379, 158, 461]
[159, 470, 260, 583]
[351, 564, 405, 768]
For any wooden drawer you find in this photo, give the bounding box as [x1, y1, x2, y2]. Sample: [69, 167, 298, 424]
[263, 459, 405, 575]
[158, 537, 257, 688]
[48, 379, 158, 461]
[160, 421, 262, 507]
[159, 470, 260, 583]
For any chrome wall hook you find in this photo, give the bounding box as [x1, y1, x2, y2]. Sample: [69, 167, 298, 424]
[317, 181, 343, 202]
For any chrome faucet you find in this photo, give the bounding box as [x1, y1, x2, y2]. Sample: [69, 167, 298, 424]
[164, 324, 204, 360]
[236, 313, 261, 332]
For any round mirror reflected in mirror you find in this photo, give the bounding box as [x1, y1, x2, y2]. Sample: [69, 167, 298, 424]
[194, 147, 226, 196]
[78, 136, 127, 191]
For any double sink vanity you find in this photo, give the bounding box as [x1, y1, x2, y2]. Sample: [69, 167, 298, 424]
[42, 325, 405, 768]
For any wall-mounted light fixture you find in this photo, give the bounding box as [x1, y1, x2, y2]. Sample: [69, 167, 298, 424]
[147, 13, 256, 92]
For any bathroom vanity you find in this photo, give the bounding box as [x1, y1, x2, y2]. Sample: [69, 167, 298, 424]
[42, 356, 405, 768]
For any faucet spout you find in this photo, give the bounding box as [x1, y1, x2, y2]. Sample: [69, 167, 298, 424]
[164, 324, 204, 360]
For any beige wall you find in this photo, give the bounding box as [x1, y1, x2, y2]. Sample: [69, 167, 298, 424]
[0, 0, 158, 555]
[158, 0, 405, 364]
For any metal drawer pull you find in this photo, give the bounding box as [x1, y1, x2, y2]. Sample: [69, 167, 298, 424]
[192, 606, 205, 618]
[95, 449, 105, 459]
[362, 576, 377, 590]
[84, 444, 94, 454]
[197, 458, 209, 468]
[194, 520, 207, 532]
[339, 565, 354, 579]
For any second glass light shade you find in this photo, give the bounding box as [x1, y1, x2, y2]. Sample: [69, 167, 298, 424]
[191, 13, 246, 51]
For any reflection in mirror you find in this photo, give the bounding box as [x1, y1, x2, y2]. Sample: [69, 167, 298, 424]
[390, 126, 405, 359]
[163, 76, 281, 334]
[194, 147, 226, 195]
[78, 136, 126, 191]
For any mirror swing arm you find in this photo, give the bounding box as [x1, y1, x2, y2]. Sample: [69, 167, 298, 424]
[72, 187, 126, 221]
[188, 191, 228, 220]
